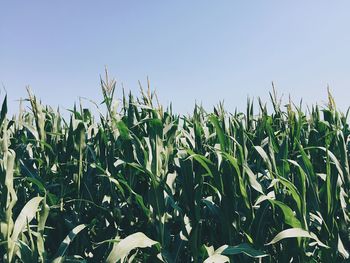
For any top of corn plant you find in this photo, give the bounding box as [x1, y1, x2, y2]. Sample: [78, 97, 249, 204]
[0, 72, 349, 262]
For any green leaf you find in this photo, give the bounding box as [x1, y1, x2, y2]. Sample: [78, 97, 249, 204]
[116, 120, 131, 140]
[52, 224, 87, 263]
[266, 228, 328, 248]
[0, 95, 7, 127]
[209, 115, 226, 151]
[244, 164, 264, 194]
[254, 146, 272, 174]
[187, 149, 215, 177]
[270, 200, 302, 228]
[223, 243, 268, 258]
[11, 196, 43, 242]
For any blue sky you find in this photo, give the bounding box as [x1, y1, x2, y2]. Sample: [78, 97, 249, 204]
[1, 1, 350, 115]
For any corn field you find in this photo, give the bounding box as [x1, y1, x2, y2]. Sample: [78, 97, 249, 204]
[0, 75, 349, 262]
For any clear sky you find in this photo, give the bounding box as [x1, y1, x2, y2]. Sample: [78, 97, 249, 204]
[1, 1, 350, 115]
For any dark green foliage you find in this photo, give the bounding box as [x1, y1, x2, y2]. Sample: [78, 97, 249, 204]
[0, 77, 349, 262]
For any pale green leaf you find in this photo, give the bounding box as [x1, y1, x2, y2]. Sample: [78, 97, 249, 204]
[106, 232, 158, 263]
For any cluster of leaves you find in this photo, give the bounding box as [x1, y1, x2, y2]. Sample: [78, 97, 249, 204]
[0, 74, 349, 262]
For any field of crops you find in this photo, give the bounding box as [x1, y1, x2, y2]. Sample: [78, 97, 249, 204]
[1, 75, 349, 262]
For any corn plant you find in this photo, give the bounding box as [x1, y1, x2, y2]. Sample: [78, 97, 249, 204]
[0, 73, 349, 262]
